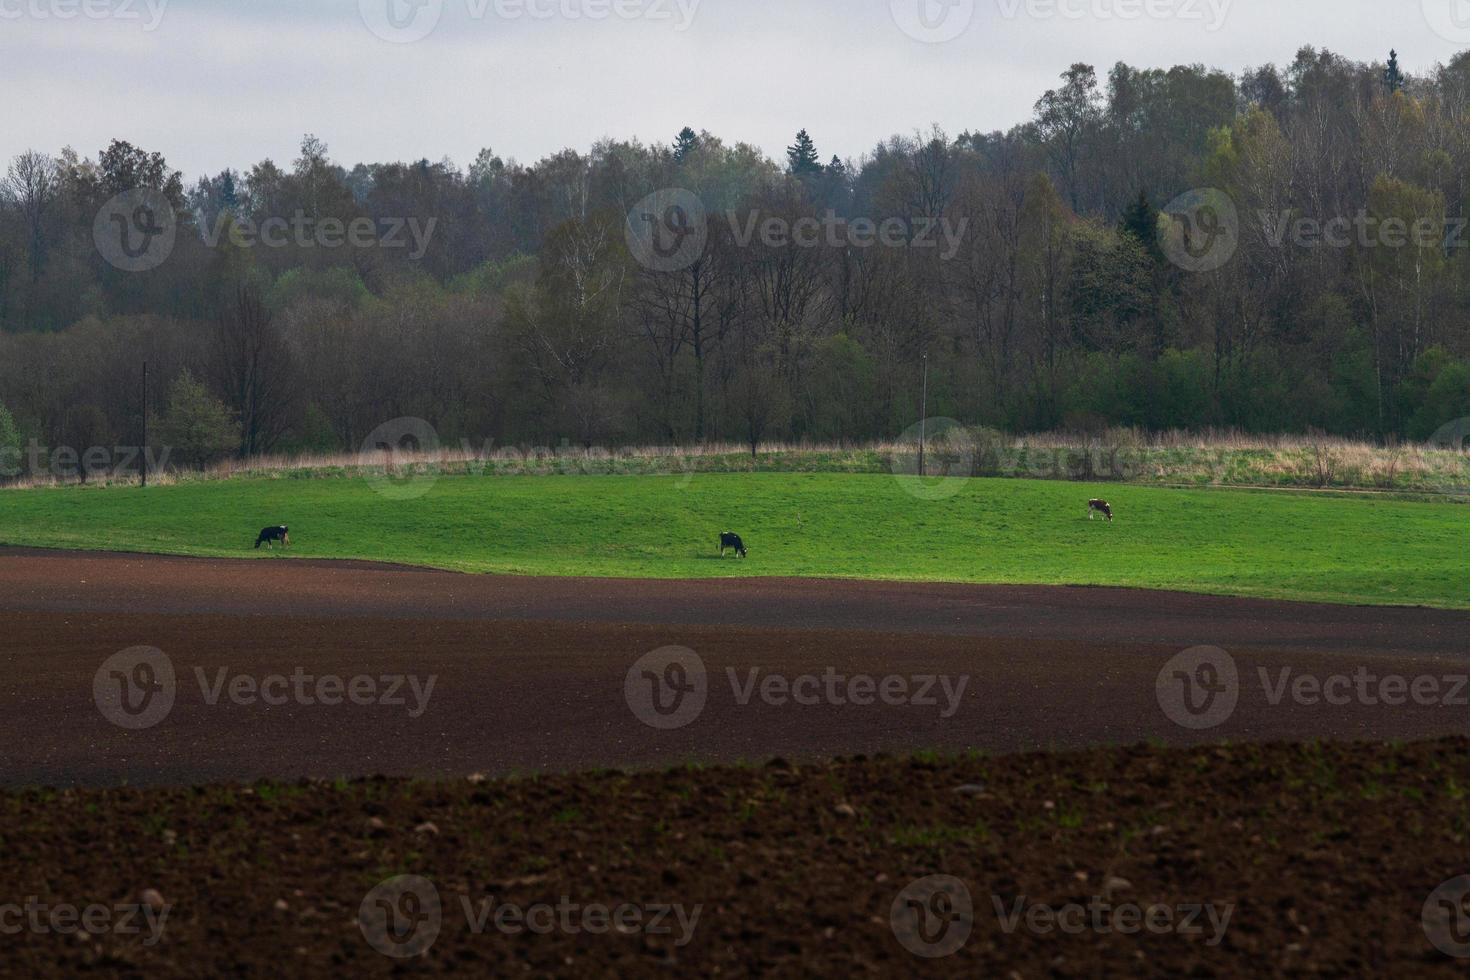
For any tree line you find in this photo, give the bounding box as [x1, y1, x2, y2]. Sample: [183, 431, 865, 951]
[3, 46, 1470, 475]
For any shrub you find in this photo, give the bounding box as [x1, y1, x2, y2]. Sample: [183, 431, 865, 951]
[159, 370, 239, 470]
[0, 401, 21, 481]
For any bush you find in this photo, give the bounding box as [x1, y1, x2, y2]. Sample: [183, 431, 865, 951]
[1409, 361, 1470, 443]
[0, 401, 21, 481]
[158, 370, 239, 470]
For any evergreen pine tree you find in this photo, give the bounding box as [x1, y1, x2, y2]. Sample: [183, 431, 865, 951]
[1119, 190, 1163, 263]
[1384, 50, 1403, 93]
[786, 129, 822, 177]
[673, 127, 699, 164]
[220, 170, 238, 211]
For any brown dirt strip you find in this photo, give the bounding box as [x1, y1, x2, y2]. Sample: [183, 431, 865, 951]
[2, 550, 1469, 788]
[5, 739, 1470, 977]
[1, 546, 1466, 654]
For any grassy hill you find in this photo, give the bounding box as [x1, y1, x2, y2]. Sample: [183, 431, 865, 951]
[1, 471, 1465, 608]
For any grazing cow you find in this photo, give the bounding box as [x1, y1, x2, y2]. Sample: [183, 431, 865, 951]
[719, 532, 748, 558]
[1087, 500, 1114, 523]
[255, 525, 290, 549]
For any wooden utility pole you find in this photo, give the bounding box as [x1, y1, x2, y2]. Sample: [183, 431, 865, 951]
[141, 361, 148, 488]
[918, 351, 929, 478]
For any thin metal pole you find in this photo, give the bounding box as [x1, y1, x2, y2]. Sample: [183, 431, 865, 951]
[141, 361, 148, 488]
[918, 351, 929, 478]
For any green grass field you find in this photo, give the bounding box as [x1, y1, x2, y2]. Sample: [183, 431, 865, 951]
[1, 471, 1465, 608]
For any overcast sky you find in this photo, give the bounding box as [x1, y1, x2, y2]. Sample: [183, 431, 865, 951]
[3, 0, 1468, 180]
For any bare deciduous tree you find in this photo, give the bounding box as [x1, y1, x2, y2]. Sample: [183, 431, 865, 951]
[213, 286, 295, 456]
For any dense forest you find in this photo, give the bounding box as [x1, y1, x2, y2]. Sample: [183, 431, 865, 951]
[4, 46, 1470, 473]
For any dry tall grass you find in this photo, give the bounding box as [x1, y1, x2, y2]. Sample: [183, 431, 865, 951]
[4, 429, 1468, 495]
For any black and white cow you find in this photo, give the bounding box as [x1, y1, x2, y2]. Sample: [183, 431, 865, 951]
[718, 532, 748, 558]
[255, 525, 290, 549]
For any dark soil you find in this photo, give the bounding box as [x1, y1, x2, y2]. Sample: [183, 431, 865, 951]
[4, 739, 1470, 977]
[7, 550, 1470, 788]
[5, 551, 1470, 976]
